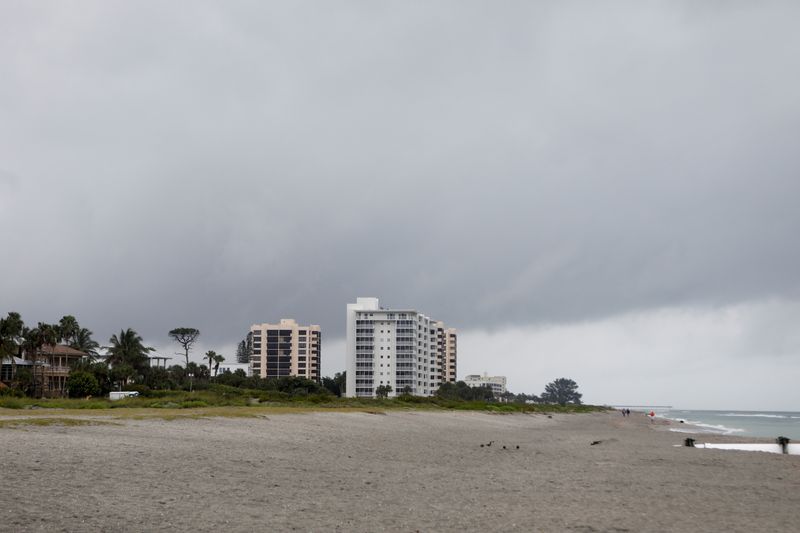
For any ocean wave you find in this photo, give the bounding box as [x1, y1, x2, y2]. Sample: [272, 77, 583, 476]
[692, 422, 746, 435]
[665, 417, 745, 435]
[721, 413, 787, 419]
[663, 416, 695, 426]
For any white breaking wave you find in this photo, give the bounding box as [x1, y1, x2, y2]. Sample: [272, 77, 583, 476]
[721, 413, 788, 419]
[666, 410, 800, 440]
[665, 417, 745, 435]
[691, 422, 745, 435]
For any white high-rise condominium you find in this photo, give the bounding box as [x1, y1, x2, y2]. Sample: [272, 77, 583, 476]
[346, 297, 457, 398]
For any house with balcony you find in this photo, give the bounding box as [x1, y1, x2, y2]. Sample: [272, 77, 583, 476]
[33, 344, 89, 397]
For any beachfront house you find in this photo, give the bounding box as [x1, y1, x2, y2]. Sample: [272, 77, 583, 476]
[33, 344, 89, 398]
[1, 344, 89, 397]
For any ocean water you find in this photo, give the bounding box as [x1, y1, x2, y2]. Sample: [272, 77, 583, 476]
[660, 409, 800, 440]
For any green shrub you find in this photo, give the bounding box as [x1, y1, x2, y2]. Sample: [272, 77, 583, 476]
[122, 384, 151, 395]
[66, 371, 101, 398]
[0, 387, 25, 398]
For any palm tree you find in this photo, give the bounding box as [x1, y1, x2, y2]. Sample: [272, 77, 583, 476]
[205, 350, 225, 375]
[0, 312, 25, 381]
[20, 323, 59, 397]
[20, 326, 42, 395]
[205, 350, 217, 370]
[35, 323, 60, 349]
[39, 323, 60, 395]
[106, 329, 154, 374]
[71, 328, 100, 359]
[20, 326, 40, 362]
[212, 353, 225, 377]
[58, 315, 80, 346]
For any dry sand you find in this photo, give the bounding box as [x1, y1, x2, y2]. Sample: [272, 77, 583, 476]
[1, 409, 799, 532]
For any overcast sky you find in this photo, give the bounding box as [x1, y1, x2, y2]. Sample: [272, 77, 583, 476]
[2, 1, 799, 410]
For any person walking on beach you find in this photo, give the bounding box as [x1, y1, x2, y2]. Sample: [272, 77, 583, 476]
[649, 410, 655, 423]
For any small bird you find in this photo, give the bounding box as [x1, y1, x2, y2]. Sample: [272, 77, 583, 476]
[590, 440, 602, 446]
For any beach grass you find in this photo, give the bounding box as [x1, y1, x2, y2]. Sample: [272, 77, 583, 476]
[0, 402, 605, 428]
[0, 417, 121, 428]
[0, 388, 607, 421]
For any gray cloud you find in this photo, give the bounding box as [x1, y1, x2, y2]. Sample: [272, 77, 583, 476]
[457, 299, 800, 410]
[1, 1, 799, 366]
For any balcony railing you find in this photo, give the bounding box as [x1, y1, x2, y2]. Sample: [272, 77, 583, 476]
[42, 366, 70, 375]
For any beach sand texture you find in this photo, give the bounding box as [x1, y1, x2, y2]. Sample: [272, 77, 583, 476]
[1, 410, 798, 532]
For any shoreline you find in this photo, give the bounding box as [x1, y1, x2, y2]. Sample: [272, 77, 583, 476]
[651, 410, 797, 443]
[2, 410, 798, 531]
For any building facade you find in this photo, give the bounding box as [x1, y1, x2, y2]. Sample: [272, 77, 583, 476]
[249, 319, 321, 382]
[436, 322, 457, 384]
[346, 297, 457, 398]
[0, 345, 89, 398]
[464, 373, 507, 396]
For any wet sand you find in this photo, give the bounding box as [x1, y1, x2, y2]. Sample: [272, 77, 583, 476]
[1, 410, 798, 532]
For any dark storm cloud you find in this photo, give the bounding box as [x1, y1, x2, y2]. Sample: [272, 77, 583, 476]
[1, 1, 799, 349]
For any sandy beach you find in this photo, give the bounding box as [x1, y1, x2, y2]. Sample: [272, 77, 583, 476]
[1, 409, 798, 532]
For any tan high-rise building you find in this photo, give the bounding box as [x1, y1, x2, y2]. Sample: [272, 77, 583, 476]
[250, 319, 321, 382]
[436, 322, 457, 384]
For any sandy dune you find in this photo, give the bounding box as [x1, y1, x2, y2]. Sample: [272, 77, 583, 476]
[1, 410, 798, 532]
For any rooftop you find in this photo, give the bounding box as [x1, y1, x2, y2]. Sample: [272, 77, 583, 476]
[37, 344, 88, 357]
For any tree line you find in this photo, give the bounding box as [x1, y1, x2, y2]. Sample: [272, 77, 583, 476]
[435, 377, 582, 405]
[0, 312, 225, 397]
[2, 311, 584, 405]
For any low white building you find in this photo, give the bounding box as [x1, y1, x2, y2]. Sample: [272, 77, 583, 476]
[464, 373, 507, 396]
[215, 362, 251, 377]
